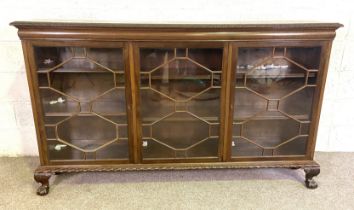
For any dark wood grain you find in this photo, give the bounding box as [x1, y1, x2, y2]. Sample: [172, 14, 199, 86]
[10, 21, 342, 41]
[10, 21, 343, 30]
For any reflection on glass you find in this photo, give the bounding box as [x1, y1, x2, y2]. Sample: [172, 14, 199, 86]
[34, 46, 129, 161]
[232, 46, 321, 157]
[140, 47, 222, 159]
[35, 47, 124, 72]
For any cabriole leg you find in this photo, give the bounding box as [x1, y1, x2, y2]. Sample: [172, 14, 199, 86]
[34, 172, 52, 196]
[304, 167, 320, 189]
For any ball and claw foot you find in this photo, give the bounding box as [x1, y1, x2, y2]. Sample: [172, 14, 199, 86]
[304, 167, 320, 189]
[305, 178, 318, 189]
[34, 172, 52, 196]
[37, 185, 49, 196]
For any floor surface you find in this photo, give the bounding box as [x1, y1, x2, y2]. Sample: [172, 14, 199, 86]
[1, 152, 353, 210]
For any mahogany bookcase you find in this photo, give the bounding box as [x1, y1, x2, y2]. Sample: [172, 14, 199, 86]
[11, 21, 342, 195]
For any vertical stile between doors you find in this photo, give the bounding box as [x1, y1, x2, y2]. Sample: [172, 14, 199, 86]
[221, 43, 237, 161]
[123, 42, 134, 163]
[218, 43, 228, 161]
[125, 42, 142, 163]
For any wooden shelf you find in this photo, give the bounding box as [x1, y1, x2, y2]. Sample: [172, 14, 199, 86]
[43, 113, 309, 122]
[234, 113, 310, 121]
[142, 137, 219, 159]
[47, 139, 129, 160]
[236, 68, 317, 79]
[142, 116, 219, 122]
[44, 112, 126, 117]
[142, 114, 310, 123]
[231, 136, 308, 157]
[141, 75, 214, 80]
[38, 68, 123, 73]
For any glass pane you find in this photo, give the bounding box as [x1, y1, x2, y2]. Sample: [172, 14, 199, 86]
[34, 46, 129, 161]
[279, 87, 315, 121]
[274, 136, 308, 156]
[152, 112, 209, 149]
[34, 47, 124, 72]
[142, 138, 175, 159]
[232, 46, 321, 157]
[286, 47, 321, 70]
[50, 73, 114, 104]
[48, 140, 84, 160]
[91, 88, 127, 124]
[139, 47, 222, 159]
[232, 137, 263, 157]
[39, 88, 79, 114]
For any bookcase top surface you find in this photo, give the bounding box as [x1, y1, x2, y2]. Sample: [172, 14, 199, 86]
[10, 21, 343, 31]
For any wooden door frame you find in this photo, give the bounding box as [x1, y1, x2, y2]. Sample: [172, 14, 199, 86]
[23, 40, 133, 165]
[226, 40, 331, 162]
[132, 41, 228, 163]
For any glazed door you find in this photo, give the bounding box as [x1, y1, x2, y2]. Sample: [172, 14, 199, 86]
[137, 43, 226, 162]
[230, 42, 323, 159]
[32, 42, 131, 163]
